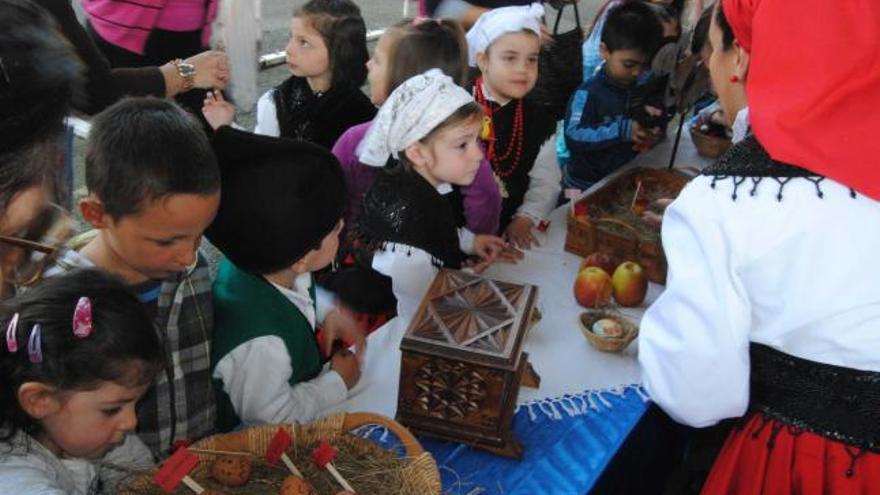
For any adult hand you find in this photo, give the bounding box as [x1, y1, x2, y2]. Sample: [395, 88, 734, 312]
[503, 216, 539, 249]
[322, 307, 367, 358]
[330, 348, 361, 390]
[186, 50, 229, 90]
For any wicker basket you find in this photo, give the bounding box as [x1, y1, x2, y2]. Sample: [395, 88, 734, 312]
[578, 311, 638, 353]
[565, 168, 689, 284]
[690, 125, 732, 159]
[118, 412, 441, 495]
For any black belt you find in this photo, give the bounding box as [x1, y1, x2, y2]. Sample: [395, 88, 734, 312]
[749, 343, 880, 453]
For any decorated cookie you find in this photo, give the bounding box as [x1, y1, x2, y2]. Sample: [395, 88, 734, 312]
[211, 455, 252, 487]
[280, 475, 317, 495]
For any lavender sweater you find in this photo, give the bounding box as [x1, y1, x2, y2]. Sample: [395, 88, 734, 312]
[332, 121, 502, 235]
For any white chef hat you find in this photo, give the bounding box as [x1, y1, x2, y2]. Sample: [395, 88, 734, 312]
[465, 3, 545, 67]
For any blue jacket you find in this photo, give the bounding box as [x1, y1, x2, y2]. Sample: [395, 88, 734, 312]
[563, 66, 652, 188]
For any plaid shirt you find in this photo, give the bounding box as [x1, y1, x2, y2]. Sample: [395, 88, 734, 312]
[47, 247, 217, 458]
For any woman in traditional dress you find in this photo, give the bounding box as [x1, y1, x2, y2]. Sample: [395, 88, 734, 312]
[638, 0, 880, 492]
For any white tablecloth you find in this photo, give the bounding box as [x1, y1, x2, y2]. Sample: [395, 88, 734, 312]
[326, 126, 712, 419]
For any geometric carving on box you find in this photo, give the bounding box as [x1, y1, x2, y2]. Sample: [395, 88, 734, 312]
[414, 358, 487, 420]
[410, 270, 526, 357]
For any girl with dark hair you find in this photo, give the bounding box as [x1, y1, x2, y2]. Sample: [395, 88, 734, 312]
[0, 269, 162, 492]
[203, 0, 375, 150]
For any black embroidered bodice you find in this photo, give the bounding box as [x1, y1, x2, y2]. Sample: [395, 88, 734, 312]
[273, 76, 376, 150]
[358, 167, 465, 269]
[701, 135, 856, 201]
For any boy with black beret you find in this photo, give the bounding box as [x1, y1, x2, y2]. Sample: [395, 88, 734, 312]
[206, 126, 363, 431]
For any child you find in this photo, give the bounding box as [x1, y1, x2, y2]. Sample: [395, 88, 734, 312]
[333, 18, 501, 237]
[355, 69, 517, 322]
[467, 4, 559, 249]
[327, 19, 504, 319]
[562, 1, 665, 192]
[45, 97, 220, 457]
[203, 0, 375, 150]
[0, 270, 161, 492]
[205, 126, 361, 431]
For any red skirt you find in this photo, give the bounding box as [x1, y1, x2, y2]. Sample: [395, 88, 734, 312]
[701, 413, 880, 495]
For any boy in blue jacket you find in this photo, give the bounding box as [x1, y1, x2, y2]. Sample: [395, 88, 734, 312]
[563, 2, 665, 191]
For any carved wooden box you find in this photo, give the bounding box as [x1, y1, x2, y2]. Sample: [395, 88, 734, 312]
[397, 269, 539, 459]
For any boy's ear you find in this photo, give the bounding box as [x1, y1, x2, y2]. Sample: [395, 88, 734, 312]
[476, 51, 489, 74]
[18, 382, 61, 419]
[79, 195, 109, 228]
[599, 42, 610, 61]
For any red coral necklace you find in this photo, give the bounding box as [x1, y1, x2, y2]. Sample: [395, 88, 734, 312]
[475, 78, 525, 180]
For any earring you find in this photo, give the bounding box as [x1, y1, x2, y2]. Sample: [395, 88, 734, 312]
[730, 75, 740, 83]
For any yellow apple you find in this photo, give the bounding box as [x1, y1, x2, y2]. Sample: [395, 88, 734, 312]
[611, 261, 648, 307]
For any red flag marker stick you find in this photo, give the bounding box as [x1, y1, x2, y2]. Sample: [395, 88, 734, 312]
[312, 441, 355, 493]
[266, 428, 304, 478]
[154, 448, 205, 494]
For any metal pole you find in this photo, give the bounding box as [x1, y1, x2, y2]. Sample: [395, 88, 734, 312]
[667, 111, 687, 169]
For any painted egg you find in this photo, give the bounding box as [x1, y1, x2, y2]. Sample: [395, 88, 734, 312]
[592, 318, 624, 338]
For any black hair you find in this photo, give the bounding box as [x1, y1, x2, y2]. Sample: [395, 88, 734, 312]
[601, 1, 664, 59]
[715, 1, 736, 51]
[295, 0, 368, 91]
[387, 18, 468, 95]
[0, 0, 83, 211]
[0, 269, 161, 442]
[691, 4, 714, 55]
[85, 97, 220, 219]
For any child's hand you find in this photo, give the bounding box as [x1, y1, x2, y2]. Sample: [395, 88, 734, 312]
[631, 120, 662, 151]
[201, 90, 235, 130]
[470, 235, 522, 273]
[331, 348, 361, 390]
[631, 120, 652, 144]
[503, 216, 539, 250]
[322, 307, 366, 358]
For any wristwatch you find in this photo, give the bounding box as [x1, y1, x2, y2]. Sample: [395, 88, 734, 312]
[171, 59, 196, 91]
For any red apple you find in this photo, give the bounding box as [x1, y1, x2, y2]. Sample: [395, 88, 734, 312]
[573, 267, 613, 308]
[579, 252, 616, 276]
[612, 261, 648, 307]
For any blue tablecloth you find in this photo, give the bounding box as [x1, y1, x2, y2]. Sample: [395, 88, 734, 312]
[357, 385, 649, 495]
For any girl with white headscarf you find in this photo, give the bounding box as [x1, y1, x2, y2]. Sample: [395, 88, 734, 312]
[346, 69, 518, 323]
[466, 4, 559, 250]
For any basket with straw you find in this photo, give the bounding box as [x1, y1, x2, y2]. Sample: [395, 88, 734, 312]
[118, 412, 441, 495]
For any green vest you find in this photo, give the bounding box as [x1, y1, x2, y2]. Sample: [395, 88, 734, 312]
[210, 259, 323, 431]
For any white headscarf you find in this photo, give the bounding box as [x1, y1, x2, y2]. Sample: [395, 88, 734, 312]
[357, 69, 474, 167]
[465, 3, 544, 67]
